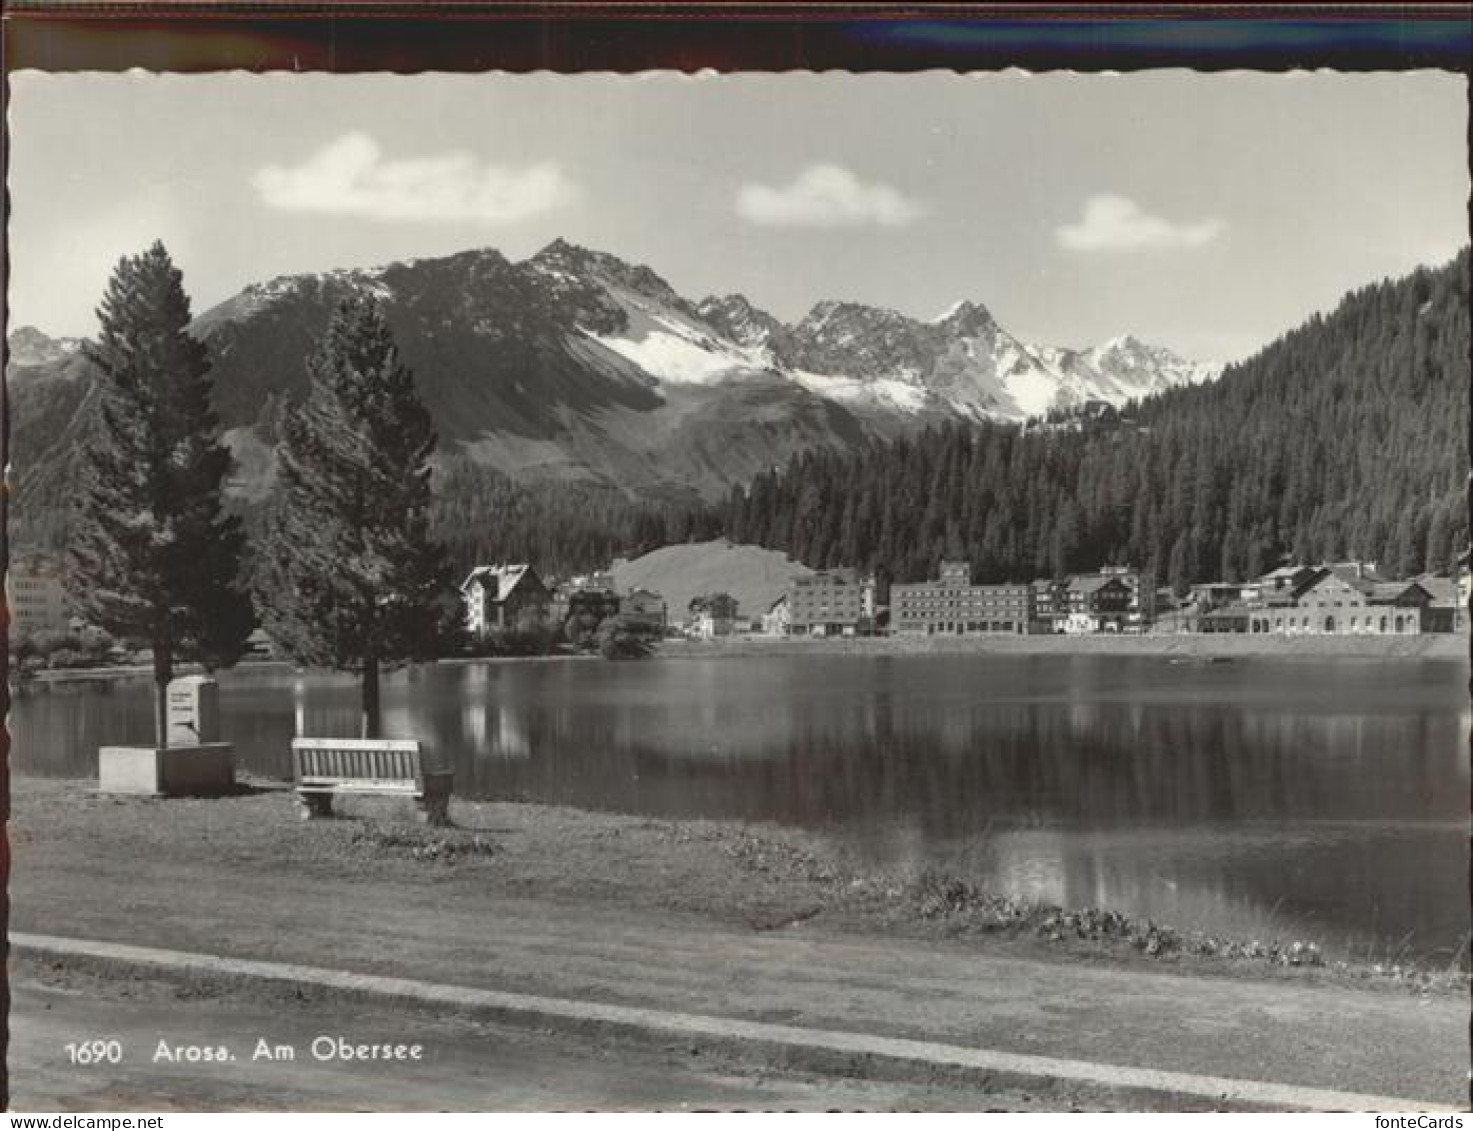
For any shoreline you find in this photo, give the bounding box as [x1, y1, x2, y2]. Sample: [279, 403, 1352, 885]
[10, 657, 292, 686]
[12, 630, 1467, 685]
[660, 631, 1470, 661]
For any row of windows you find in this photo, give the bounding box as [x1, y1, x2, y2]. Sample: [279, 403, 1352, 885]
[1255, 614, 1416, 631]
[889, 600, 1031, 609]
[895, 595, 1030, 603]
[895, 595, 1029, 601]
[897, 597, 1029, 604]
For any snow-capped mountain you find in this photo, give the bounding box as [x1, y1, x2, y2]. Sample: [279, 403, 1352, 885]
[509, 244, 1219, 424]
[7, 240, 1220, 508]
[191, 242, 1221, 428]
[695, 294, 797, 360]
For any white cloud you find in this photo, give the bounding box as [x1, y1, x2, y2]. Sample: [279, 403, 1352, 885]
[253, 132, 578, 224]
[737, 164, 924, 229]
[1057, 194, 1224, 252]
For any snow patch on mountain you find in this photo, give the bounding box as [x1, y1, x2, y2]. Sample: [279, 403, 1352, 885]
[584, 319, 745, 386]
[583, 286, 773, 387]
[792, 369, 933, 413]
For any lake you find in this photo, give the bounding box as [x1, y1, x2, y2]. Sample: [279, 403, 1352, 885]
[12, 650, 1469, 962]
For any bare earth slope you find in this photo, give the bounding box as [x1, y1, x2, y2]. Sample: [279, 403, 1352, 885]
[609, 538, 814, 622]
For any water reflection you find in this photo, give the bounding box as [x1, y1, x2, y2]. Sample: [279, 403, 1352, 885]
[11, 653, 1468, 959]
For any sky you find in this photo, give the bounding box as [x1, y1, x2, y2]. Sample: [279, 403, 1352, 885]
[7, 70, 1468, 363]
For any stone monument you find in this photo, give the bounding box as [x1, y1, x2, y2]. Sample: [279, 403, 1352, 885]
[99, 674, 236, 795]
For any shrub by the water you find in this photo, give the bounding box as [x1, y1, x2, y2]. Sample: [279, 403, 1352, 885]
[597, 615, 657, 660]
[12, 629, 118, 671]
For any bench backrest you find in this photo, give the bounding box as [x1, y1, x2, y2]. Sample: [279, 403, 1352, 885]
[292, 737, 424, 784]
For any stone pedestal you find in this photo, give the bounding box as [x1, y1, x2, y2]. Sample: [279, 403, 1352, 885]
[99, 743, 236, 796]
[99, 674, 234, 796]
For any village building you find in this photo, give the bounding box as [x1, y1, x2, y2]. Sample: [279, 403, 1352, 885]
[892, 561, 1032, 635]
[1198, 602, 1253, 634]
[1246, 564, 1434, 635]
[1242, 565, 1322, 606]
[1031, 579, 1070, 633]
[1176, 579, 1257, 633]
[1412, 573, 1465, 634]
[1099, 565, 1151, 628]
[563, 586, 620, 625]
[1186, 580, 1250, 612]
[1061, 574, 1133, 634]
[786, 569, 877, 636]
[762, 594, 791, 637]
[620, 588, 668, 632]
[7, 557, 72, 638]
[685, 593, 740, 639]
[461, 564, 551, 637]
[691, 608, 737, 640]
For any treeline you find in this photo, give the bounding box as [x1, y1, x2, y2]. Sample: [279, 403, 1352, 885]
[722, 250, 1470, 591]
[429, 459, 720, 580]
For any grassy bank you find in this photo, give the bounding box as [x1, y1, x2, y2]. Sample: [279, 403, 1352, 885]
[10, 777, 1464, 995]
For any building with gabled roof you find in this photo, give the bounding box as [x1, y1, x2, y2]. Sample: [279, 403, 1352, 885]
[1060, 573, 1133, 633]
[1248, 565, 1327, 608]
[762, 593, 791, 636]
[461, 564, 551, 637]
[1244, 563, 1434, 635]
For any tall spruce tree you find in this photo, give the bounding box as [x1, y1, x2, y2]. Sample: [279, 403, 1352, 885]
[255, 295, 456, 738]
[67, 242, 255, 747]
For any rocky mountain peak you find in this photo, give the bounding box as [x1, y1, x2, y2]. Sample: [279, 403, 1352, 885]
[7, 325, 83, 367]
[695, 294, 794, 359]
[799, 299, 907, 330]
[1090, 333, 1190, 372]
[529, 239, 689, 313]
[933, 299, 998, 336]
[792, 301, 938, 381]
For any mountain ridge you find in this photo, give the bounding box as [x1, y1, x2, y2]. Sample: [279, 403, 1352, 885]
[7, 239, 1220, 538]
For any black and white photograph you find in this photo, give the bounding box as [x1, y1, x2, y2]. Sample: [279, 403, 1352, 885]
[3, 16, 1470, 1116]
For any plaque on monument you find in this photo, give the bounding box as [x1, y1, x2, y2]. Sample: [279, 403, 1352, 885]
[167, 674, 221, 746]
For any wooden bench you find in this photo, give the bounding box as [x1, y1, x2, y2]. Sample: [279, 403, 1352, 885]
[291, 738, 453, 826]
